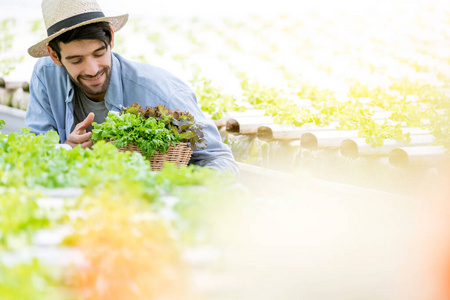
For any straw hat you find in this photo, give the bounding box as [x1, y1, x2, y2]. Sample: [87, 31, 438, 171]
[28, 0, 128, 58]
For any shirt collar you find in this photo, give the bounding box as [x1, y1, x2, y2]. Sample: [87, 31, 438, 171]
[104, 53, 124, 111]
[65, 73, 74, 103]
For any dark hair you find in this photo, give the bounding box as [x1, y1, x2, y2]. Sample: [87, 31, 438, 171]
[48, 22, 112, 60]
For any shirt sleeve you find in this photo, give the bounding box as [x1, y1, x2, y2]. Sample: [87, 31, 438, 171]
[169, 89, 239, 175]
[25, 64, 59, 138]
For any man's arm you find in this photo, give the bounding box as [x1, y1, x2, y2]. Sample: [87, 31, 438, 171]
[170, 89, 239, 175]
[25, 64, 59, 136]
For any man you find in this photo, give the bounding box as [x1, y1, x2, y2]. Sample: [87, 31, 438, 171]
[25, 0, 238, 174]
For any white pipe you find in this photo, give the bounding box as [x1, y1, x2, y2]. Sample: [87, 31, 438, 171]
[226, 116, 274, 134]
[340, 135, 436, 157]
[389, 146, 448, 168]
[257, 125, 306, 140]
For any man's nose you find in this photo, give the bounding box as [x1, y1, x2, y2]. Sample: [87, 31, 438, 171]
[84, 57, 100, 76]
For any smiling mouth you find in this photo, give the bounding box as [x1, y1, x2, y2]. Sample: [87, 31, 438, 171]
[80, 70, 105, 83]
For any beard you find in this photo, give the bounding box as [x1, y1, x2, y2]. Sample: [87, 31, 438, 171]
[65, 65, 112, 100]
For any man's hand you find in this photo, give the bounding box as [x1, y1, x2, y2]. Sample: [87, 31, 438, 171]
[64, 113, 95, 148]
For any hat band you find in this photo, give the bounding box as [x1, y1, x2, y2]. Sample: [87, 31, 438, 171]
[46, 11, 106, 36]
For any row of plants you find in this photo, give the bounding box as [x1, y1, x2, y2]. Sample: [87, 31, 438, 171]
[194, 72, 449, 149]
[0, 119, 247, 299]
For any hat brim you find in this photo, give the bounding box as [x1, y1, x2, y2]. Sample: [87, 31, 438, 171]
[27, 14, 129, 58]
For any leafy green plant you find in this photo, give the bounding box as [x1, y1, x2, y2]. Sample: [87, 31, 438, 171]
[0, 259, 70, 300]
[192, 77, 247, 120]
[92, 111, 178, 157]
[0, 19, 15, 52]
[93, 103, 207, 155]
[0, 128, 156, 194]
[0, 189, 64, 251]
[0, 18, 24, 76]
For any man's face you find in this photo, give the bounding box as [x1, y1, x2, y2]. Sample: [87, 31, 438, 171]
[51, 39, 112, 102]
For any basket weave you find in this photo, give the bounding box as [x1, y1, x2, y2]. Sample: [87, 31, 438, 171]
[115, 142, 193, 171]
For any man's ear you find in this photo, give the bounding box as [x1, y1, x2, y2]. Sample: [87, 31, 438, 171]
[46, 45, 62, 66]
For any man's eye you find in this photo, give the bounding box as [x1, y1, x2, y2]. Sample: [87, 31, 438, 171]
[94, 52, 105, 57]
[71, 61, 82, 65]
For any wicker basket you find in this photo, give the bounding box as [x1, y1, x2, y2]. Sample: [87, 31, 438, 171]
[115, 142, 193, 171]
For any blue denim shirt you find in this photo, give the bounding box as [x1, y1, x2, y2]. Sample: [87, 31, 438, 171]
[25, 53, 238, 174]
